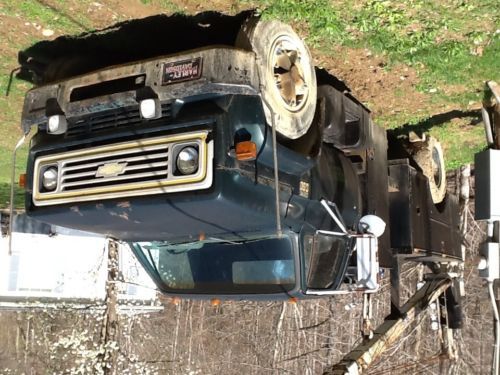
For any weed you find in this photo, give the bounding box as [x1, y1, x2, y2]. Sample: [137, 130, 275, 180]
[256, 0, 348, 47]
[140, 0, 182, 12]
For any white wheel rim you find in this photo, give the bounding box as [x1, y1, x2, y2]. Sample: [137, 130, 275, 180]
[431, 146, 443, 188]
[268, 35, 311, 112]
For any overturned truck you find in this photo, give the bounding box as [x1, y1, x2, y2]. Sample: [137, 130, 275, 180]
[16, 11, 461, 300]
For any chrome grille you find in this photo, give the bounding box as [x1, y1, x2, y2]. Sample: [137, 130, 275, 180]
[33, 130, 213, 206]
[60, 143, 170, 191]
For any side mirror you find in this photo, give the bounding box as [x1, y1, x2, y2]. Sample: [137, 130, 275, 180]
[354, 235, 379, 292]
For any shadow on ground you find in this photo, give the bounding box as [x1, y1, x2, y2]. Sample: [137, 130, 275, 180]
[391, 109, 482, 137]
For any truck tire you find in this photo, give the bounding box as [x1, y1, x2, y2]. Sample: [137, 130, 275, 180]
[411, 136, 446, 204]
[236, 16, 317, 140]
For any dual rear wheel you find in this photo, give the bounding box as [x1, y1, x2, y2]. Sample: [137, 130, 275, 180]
[408, 134, 447, 204]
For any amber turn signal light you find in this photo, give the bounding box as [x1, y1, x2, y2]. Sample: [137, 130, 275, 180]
[19, 173, 26, 189]
[235, 141, 257, 161]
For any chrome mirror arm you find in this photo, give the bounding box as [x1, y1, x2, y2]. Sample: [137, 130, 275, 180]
[8, 131, 30, 256]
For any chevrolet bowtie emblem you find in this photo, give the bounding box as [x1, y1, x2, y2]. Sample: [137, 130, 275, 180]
[96, 162, 128, 178]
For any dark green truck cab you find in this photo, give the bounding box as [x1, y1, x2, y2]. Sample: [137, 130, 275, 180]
[16, 12, 462, 300]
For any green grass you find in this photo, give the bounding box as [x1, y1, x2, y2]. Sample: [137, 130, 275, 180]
[259, 0, 347, 47]
[415, 37, 500, 90]
[0, 62, 31, 209]
[140, 0, 182, 12]
[349, 0, 498, 93]
[429, 121, 486, 170]
[0, 0, 93, 34]
[0, 144, 28, 208]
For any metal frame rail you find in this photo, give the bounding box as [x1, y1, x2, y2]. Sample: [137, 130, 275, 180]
[324, 278, 452, 375]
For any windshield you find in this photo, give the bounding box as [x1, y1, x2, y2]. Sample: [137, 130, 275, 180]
[130, 237, 296, 294]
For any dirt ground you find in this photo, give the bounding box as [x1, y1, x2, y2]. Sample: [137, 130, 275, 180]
[315, 47, 431, 119]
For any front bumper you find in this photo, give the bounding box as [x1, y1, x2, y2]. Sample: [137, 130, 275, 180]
[21, 47, 260, 133]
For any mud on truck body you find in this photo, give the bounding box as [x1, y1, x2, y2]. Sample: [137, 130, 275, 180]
[16, 11, 462, 300]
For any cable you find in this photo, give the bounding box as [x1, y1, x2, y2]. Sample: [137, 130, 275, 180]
[488, 282, 500, 375]
[254, 116, 268, 184]
[5, 67, 20, 97]
[260, 96, 282, 238]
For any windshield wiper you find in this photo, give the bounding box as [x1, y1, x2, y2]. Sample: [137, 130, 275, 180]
[151, 237, 263, 254]
[145, 247, 162, 280]
[129, 243, 164, 283]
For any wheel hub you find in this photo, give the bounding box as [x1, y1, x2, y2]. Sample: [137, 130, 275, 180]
[270, 35, 310, 112]
[432, 146, 443, 187]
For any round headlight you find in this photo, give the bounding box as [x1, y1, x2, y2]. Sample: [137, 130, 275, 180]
[42, 167, 58, 190]
[176, 146, 199, 175]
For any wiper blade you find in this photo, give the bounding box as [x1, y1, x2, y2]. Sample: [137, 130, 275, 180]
[145, 247, 162, 280]
[141, 234, 281, 255]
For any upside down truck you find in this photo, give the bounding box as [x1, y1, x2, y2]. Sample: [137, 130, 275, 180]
[15, 12, 461, 299]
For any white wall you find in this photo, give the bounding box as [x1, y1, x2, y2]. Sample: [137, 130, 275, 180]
[0, 232, 157, 302]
